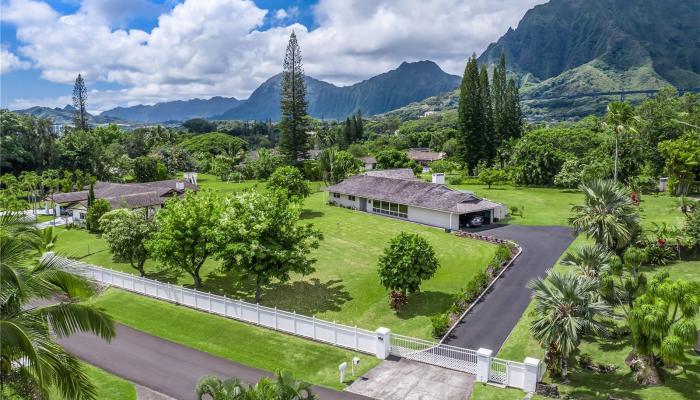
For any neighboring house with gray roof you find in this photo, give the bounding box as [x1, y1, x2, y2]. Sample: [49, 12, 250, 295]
[407, 148, 445, 171]
[326, 169, 505, 230]
[50, 179, 198, 225]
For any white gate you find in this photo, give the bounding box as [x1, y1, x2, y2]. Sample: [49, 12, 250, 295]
[389, 333, 478, 374]
[489, 357, 526, 387]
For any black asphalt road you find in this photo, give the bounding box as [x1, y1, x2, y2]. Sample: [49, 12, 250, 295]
[443, 225, 575, 353]
[59, 324, 371, 400]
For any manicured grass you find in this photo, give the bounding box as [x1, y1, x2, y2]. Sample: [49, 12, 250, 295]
[49, 362, 136, 400]
[450, 184, 682, 228]
[469, 383, 529, 400]
[55, 182, 496, 339]
[473, 237, 700, 400]
[91, 289, 380, 390]
[36, 214, 55, 223]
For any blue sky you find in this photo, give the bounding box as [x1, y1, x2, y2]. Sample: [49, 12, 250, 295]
[1, 0, 544, 112]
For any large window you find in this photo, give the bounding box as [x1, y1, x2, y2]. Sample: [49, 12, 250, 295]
[372, 200, 408, 218]
[333, 193, 340, 198]
[348, 195, 356, 201]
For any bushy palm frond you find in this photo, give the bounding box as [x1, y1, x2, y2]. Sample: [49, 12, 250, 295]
[562, 244, 612, 279]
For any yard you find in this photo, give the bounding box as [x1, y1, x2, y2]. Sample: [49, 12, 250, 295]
[471, 235, 700, 400]
[54, 176, 497, 339]
[89, 288, 380, 390]
[450, 183, 682, 228]
[47, 362, 136, 400]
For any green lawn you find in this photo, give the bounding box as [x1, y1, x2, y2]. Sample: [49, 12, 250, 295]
[91, 289, 380, 390]
[450, 184, 682, 228]
[55, 183, 496, 339]
[36, 214, 55, 223]
[49, 362, 136, 400]
[473, 236, 700, 400]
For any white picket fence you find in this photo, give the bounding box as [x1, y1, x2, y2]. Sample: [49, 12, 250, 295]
[489, 357, 526, 387]
[68, 261, 377, 355]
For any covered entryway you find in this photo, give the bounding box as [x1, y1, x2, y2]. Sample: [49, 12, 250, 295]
[359, 197, 367, 212]
[458, 210, 493, 229]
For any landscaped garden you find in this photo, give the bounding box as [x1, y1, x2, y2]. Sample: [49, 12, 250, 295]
[50, 363, 136, 400]
[54, 177, 497, 339]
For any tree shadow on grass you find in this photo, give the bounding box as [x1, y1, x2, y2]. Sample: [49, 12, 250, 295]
[396, 291, 455, 319]
[147, 268, 184, 284]
[300, 209, 325, 220]
[200, 272, 352, 315]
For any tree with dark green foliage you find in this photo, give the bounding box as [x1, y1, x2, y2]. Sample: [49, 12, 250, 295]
[133, 156, 168, 182]
[375, 148, 421, 174]
[479, 65, 495, 161]
[72, 73, 89, 131]
[99, 208, 156, 277]
[179, 132, 246, 158]
[267, 165, 311, 201]
[87, 181, 95, 208]
[458, 55, 486, 172]
[147, 190, 222, 289]
[492, 51, 507, 144]
[85, 198, 111, 233]
[503, 78, 522, 140]
[183, 118, 216, 134]
[279, 31, 309, 163]
[378, 232, 440, 309]
[215, 190, 322, 302]
[318, 148, 361, 185]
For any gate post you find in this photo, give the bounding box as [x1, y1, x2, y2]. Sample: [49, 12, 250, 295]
[375, 327, 391, 359]
[476, 348, 492, 383]
[523, 357, 541, 392]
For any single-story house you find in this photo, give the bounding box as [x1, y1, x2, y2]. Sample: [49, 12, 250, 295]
[408, 148, 445, 168]
[49, 179, 199, 224]
[326, 169, 506, 230]
[359, 156, 377, 171]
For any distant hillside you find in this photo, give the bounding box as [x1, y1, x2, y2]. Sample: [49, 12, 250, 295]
[217, 61, 461, 121]
[14, 105, 122, 125]
[100, 96, 240, 123]
[478, 0, 700, 96]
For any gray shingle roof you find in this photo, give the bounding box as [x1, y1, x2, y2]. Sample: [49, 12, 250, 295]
[51, 180, 198, 208]
[407, 148, 445, 162]
[365, 168, 418, 180]
[326, 174, 500, 214]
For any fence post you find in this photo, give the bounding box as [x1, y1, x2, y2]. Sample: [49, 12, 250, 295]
[293, 311, 297, 333]
[166, 282, 170, 301]
[181, 286, 184, 304]
[313, 316, 317, 339]
[334, 321, 337, 344]
[256, 303, 260, 324]
[476, 348, 492, 383]
[523, 357, 541, 392]
[375, 327, 391, 360]
[224, 296, 228, 316]
[208, 292, 212, 312]
[275, 307, 278, 330]
[355, 326, 359, 350]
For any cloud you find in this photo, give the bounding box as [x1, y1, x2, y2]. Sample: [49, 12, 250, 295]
[1, 48, 31, 73]
[2, 0, 546, 111]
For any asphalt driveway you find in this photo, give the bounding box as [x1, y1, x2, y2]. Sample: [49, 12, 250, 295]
[59, 324, 371, 400]
[442, 224, 575, 353]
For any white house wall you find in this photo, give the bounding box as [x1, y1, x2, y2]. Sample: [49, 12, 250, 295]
[330, 193, 359, 209]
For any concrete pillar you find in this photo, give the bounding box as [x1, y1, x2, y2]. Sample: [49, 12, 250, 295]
[476, 348, 492, 383]
[523, 357, 542, 392]
[375, 327, 391, 360]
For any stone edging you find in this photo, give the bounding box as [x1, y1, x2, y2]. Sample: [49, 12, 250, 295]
[439, 233, 524, 343]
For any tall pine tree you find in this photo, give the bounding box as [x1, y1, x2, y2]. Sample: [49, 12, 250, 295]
[279, 32, 309, 163]
[479, 65, 495, 162]
[72, 73, 89, 131]
[355, 110, 364, 141]
[458, 55, 485, 173]
[504, 77, 523, 139]
[492, 51, 507, 147]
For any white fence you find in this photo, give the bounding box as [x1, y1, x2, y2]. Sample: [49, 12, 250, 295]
[390, 333, 478, 374]
[59, 257, 542, 392]
[68, 261, 377, 355]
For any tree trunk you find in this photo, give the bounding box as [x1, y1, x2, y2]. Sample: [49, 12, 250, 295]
[132, 261, 146, 277]
[255, 276, 262, 303]
[192, 273, 202, 290]
[561, 357, 569, 383]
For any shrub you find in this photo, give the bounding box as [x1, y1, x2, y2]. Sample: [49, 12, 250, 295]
[463, 271, 490, 303]
[430, 313, 450, 338]
[388, 290, 407, 310]
[494, 244, 511, 264]
[448, 174, 465, 185]
[85, 199, 111, 233]
[644, 243, 676, 265]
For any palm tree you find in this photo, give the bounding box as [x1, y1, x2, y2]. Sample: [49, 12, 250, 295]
[0, 212, 116, 399]
[529, 271, 612, 382]
[562, 244, 612, 280]
[569, 180, 641, 252]
[604, 102, 639, 181]
[195, 371, 316, 400]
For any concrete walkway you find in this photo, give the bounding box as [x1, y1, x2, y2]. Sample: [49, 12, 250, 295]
[443, 225, 575, 353]
[59, 324, 371, 400]
[347, 357, 474, 400]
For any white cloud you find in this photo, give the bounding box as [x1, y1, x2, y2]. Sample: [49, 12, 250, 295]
[2, 0, 546, 111]
[1, 48, 31, 73]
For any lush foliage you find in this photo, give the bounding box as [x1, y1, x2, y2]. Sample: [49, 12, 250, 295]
[278, 32, 310, 163]
[266, 166, 311, 201]
[378, 232, 440, 306]
[317, 148, 361, 185]
[658, 131, 700, 195]
[374, 149, 420, 174]
[132, 156, 169, 183]
[146, 190, 222, 288]
[85, 199, 112, 233]
[0, 213, 115, 399]
[195, 371, 316, 400]
[99, 209, 156, 277]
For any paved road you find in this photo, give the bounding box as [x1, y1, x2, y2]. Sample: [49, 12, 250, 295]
[443, 225, 575, 353]
[59, 324, 371, 400]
